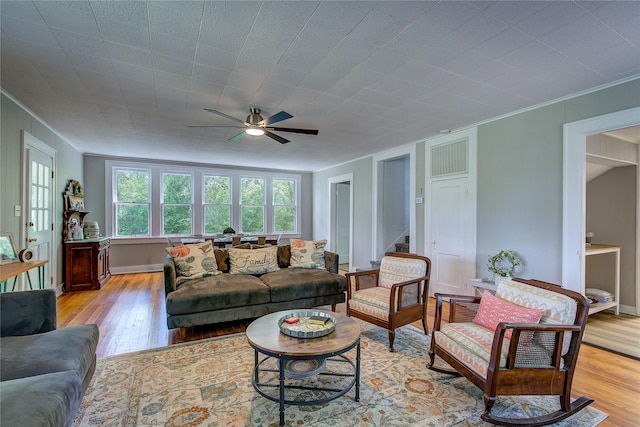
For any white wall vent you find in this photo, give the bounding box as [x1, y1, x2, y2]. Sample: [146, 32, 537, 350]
[430, 138, 468, 178]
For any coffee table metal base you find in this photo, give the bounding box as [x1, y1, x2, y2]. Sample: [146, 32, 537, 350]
[251, 340, 360, 426]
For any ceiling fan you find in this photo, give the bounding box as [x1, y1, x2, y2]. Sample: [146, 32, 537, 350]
[189, 107, 318, 144]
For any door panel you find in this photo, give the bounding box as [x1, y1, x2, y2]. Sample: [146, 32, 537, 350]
[25, 141, 54, 289]
[430, 177, 473, 295]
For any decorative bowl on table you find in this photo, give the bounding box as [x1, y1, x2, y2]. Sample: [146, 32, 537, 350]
[278, 311, 336, 338]
[283, 358, 326, 379]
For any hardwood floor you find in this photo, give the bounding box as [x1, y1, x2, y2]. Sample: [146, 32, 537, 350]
[57, 272, 639, 426]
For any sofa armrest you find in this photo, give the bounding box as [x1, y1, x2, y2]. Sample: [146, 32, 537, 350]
[0, 289, 57, 336]
[324, 250, 339, 273]
[164, 256, 177, 295]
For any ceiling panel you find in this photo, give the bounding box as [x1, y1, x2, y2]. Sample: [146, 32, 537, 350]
[0, 0, 638, 171]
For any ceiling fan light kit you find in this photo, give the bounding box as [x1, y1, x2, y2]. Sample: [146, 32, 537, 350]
[189, 107, 318, 144]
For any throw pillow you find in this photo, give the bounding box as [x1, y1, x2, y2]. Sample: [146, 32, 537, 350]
[166, 241, 220, 286]
[277, 245, 291, 268]
[214, 249, 230, 273]
[472, 291, 544, 340]
[229, 246, 280, 275]
[289, 239, 327, 269]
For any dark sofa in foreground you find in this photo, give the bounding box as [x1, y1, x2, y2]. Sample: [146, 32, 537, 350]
[164, 245, 347, 329]
[0, 289, 99, 427]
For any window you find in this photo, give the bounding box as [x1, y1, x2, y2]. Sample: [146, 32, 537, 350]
[114, 169, 150, 236]
[107, 161, 301, 238]
[240, 177, 264, 233]
[203, 175, 231, 235]
[273, 179, 296, 233]
[162, 173, 192, 235]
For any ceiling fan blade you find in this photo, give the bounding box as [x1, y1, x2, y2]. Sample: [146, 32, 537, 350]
[187, 125, 245, 128]
[204, 108, 245, 124]
[262, 111, 293, 126]
[228, 131, 246, 142]
[268, 127, 318, 135]
[264, 130, 289, 144]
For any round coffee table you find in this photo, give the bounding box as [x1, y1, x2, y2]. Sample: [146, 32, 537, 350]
[246, 309, 361, 426]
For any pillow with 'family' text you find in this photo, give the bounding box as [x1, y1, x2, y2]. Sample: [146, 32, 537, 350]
[229, 246, 280, 275]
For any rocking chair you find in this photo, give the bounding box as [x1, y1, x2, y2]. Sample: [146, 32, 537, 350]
[427, 278, 593, 426]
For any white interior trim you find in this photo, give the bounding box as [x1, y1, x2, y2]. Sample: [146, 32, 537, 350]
[563, 106, 640, 315]
[327, 173, 353, 271]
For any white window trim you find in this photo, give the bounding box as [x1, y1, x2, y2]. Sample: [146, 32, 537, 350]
[106, 160, 302, 240]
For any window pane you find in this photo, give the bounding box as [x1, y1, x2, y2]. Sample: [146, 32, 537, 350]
[274, 206, 295, 232]
[204, 176, 230, 204]
[241, 206, 264, 233]
[241, 178, 264, 205]
[204, 205, 230, 234]
[273, 179, 294, 205]
[116, 170, 149, 202]
[116, 204, 149, 236]
[163, 205, 192, 235]
[163, 173, 191, 203]
[31, 161, 38, 184]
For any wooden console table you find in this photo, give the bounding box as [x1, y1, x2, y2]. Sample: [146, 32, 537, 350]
[0, 260, 48, 292]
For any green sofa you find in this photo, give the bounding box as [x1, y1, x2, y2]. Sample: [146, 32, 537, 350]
[164, 246, 347, 329]
[0, 289, 99, 427]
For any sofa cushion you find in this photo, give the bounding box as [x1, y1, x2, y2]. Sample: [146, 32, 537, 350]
[165, 274, 270, 315]
[472, 290, 544, 340]
[166, 241, 220, 286]
[0, 324, 99, 382]
[289, 239, 327, 269]
[229, 246, 280, 275]
[260, 269, 346, 303]
[0, 370, 83, 427]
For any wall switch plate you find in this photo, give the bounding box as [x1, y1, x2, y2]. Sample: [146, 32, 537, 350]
[415, 197, 423, 204]
[14, 205, 21, 216]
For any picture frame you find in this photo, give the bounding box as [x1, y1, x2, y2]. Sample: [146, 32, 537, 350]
[0, 232, 19, 265]
[67, 195, 85, 211]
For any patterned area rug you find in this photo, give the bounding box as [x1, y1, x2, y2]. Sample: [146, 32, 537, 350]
[74, 323, 607, 426]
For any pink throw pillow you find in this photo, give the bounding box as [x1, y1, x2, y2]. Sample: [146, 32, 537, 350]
[472, 291, 544, 340]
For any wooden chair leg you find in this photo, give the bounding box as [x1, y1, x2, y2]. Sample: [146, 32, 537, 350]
[388, 330, 395, 352]
[331, 303, 337, 311]
[421, 316, 429, 335]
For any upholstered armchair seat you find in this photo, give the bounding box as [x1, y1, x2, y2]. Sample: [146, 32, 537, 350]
[346, 252, 431, 352]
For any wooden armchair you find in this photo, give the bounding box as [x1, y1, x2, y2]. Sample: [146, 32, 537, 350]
[427, 278, 593, 426]
[345, 252, 431, 351]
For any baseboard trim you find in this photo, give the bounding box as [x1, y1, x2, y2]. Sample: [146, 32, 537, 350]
[111, 264, 164, 275]
[620, 304, 637, 315]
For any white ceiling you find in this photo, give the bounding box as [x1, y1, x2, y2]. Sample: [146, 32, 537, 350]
[1, 1, 639, 171]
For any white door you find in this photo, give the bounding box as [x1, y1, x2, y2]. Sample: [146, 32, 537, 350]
[23, 132, 55, 290]
[429, 177, 474, 295]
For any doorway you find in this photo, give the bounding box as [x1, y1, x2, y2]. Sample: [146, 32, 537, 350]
[329, 174, 353, 272]
[563, 106, 640, 315]
[372, 145, 416, 262]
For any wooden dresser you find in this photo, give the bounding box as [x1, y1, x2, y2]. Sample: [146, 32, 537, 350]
[64, 237, 111, 292]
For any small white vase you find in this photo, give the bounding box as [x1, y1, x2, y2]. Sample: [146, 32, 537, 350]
[493, 276, 511, 285]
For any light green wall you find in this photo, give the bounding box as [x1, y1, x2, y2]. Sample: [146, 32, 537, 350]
[313, 157, 373, 268]
[83, 155, 313, 272]
[477, 79, 640, 283]
[314, 79, 640, 285]
[1, 92, 84, 290]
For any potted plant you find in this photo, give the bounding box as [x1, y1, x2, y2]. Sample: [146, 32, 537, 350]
[487, 250, 521, 282]
[223, 227, 236, 236]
